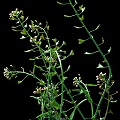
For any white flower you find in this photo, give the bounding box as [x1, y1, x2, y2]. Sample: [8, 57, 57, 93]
[3, 67, 10, 79]
[96, 72, 106, 80]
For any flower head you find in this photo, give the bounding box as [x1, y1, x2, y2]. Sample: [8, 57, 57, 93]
[96, 72, 106, 81]
[3, 67, 11, 80]
[73, 74, 82, 87]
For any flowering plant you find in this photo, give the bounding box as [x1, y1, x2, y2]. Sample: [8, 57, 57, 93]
[3, 0, 117, 120]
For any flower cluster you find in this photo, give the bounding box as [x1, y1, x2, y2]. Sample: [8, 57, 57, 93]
[96, 72, 106, 88]
[33, 83, 59, 97]
[3, 67, 10, 80]
[96, 72, 106, 81]
[9, 8, 23, 20]
[3, 67, 17, 80]
[33, 86, 48, 94]
[73, 74, 82, 87]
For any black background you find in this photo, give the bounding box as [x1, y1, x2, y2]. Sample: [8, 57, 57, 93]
[0, 0, 119, 120]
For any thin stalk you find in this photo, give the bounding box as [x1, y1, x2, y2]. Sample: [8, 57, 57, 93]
[15, 15, 53, 120]
[55, 51, 64, 119]
[81, 81, 94, 117]
[53, 62, 86, 120]
[16, 15, 49, 76]
[11, 70, 40, 80]
[69, 0, 112, 119]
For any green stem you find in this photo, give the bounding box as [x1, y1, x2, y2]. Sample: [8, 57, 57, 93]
[13, 10, 86, 119]
[55, 51, 64, 119]
[69, 0, 112, 119]
[11, 70, 40, 81]
[53, 65, 86, 120]
[81, 81, 94, 117]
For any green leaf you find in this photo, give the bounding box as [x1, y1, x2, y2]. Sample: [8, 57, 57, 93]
[40, 34, 45, 40]
[35, 65, 45, 72]
[86, 84, 97, 86]
[20, 29, 27, 35]
[20, 16, 24, 21]
[51, 100, 60, 110]
[57, 1, 69, 5]
[79, 5, 85, 12]
[78, 39, 85, 44]
[29, 58, 36, 61]
[37, 80, 46, 86]
[79, 84, 93, 103]
[36, 112, 49, 118]
[69, 99, 87, 120]
[51, 71, 57, 76]
[79, 5, 84, 10]
[80, 15, 84, 21]
[72, 89, 83, 94]
[63, 76, 68, 80]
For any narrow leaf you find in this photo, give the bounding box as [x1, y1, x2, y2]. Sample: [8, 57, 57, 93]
[57, 1, 70, 5]
[72, 89, 83, 94]
[36, 112, 49, 118]
[51, 100, 60, 110]
[69, 99, 87, 120]
[86, 84, 97, 86]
